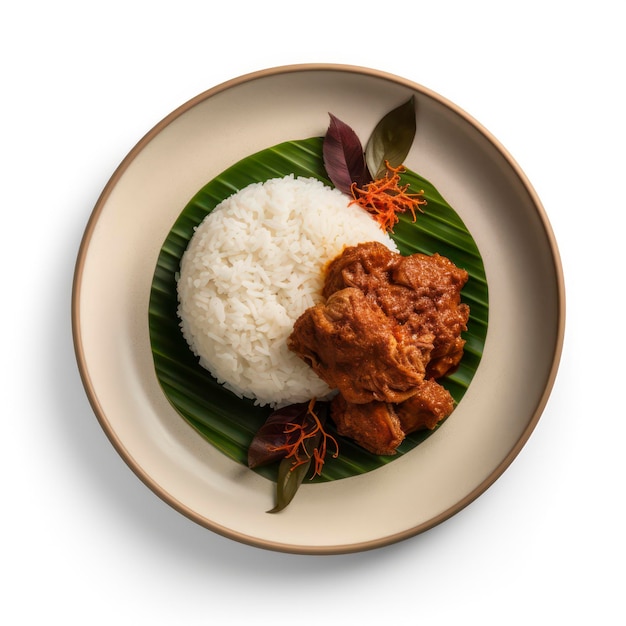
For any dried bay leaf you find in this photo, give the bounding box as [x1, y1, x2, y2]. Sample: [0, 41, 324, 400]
[365, 96, 416, 179]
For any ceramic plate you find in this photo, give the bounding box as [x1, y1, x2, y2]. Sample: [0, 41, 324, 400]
[72, 64, 565, 554]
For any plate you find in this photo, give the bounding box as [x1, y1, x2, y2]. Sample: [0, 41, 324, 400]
[72, 64, 565, 554]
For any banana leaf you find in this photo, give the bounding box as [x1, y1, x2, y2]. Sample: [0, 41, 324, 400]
[148, 137, 488, 482]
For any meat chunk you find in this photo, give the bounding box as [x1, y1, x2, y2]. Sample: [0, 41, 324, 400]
[329, 378, 455, 455]
[287, 287, 434, 404]
[394, 378, 455, 433]
[330, 394, 404, 456]
[322, 242, 470, 379]
[323, 241, 396, 299]
[391, 253, 470, 378]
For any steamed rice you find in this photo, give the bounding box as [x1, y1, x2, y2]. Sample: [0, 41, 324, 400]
[177, 175, 398, 408]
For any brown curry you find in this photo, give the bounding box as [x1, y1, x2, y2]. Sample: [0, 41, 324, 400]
[287, 241, 469, 455]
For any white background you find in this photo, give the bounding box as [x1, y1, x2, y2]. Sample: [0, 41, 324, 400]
[2, 1, 624, 624]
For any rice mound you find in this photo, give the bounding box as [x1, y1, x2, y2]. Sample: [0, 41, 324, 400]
[177, 175, 398, 408]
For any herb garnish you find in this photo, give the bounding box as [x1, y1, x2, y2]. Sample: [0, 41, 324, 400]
[323, 96, 426, 232]
[248, 399, 337, 513]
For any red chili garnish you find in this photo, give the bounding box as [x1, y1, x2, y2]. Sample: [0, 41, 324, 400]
[350, 162, 427, 233]
[269, 398, 339, 477]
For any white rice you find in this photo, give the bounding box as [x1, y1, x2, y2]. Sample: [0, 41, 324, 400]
[177, 175, 398, 408]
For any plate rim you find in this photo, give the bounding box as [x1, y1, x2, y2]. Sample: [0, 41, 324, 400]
[71, 63, 566, 554]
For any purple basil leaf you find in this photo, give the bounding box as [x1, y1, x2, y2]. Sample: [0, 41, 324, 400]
[247, 402, 309, 468]
[323, 113, 369, 194]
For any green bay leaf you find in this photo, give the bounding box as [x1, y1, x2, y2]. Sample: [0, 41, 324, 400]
[268, 454, 315, 514]
[365, 97, 417, 179]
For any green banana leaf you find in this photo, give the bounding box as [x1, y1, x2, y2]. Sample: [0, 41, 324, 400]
[148, 137, 488, 482]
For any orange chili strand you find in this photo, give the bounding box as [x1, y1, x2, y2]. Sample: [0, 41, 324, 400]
[268, 399, 339, 477]
[350, 162, 427, 233]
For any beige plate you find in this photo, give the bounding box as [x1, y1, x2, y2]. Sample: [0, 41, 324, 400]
[72, 64, 565, 554]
